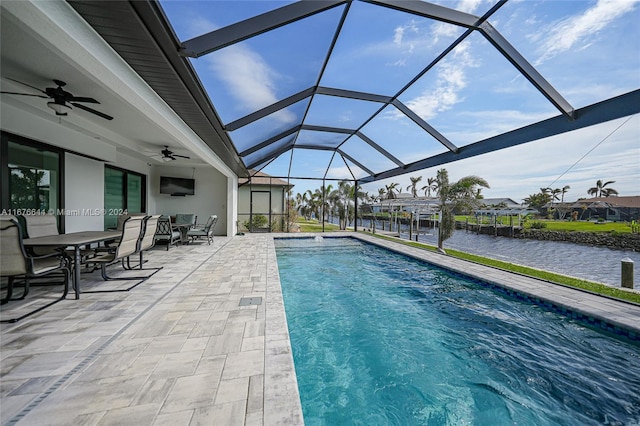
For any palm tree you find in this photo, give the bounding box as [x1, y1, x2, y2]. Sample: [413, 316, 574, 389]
[560, 185, 570, 203]
[435, 168, 489, 252]
[588, 180, 618, 198]
[601, 187, 619, 197]
[329, 180, 354, 230]
[523, 191, 551, 211]
[385, 182, 400, 199]
[406, 176, 422, 197]
[421, 177, 437, 197]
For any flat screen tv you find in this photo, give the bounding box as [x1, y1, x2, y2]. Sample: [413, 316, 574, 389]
[160, 176, 195, 196]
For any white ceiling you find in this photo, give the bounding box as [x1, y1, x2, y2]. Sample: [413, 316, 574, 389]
[0, 6, 205, 167]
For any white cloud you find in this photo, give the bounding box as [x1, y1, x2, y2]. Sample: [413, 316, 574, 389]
[191, 19, 295, 124]
[394, 26, 405, 45]
[403, 41, 477, 120]
[535, 0, 639, 65]
[362, 114, 640, 202]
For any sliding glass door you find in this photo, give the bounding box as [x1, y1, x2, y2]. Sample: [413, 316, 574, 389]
[103, 165, 145, 229]
[1, 132, 63, 231]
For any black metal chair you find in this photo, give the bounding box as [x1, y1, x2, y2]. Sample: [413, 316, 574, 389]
[154, 216, 182, 250]
[1, 216, 70, 323]
[186, 215, 218, 245]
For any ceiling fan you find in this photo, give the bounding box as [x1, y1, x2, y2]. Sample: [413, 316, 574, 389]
[159, 146, 190, 162]
[0, 78, 113, 120]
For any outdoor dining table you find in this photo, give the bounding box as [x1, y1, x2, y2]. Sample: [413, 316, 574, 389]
[171, 223, 193, 244]
[23, 230, 120, 300]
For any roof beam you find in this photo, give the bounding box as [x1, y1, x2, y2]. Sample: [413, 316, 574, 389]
[301, 124, 355, 134]
[478, 22, 575, 120]
[316, 86, 393, 103]
[366, 90, 640, 182]
[179, 1, 348, 57]
[338, 150, 376, 176]
[356, 131, 405, 168]
[239, 125, 301, 157]
[392, 99, 458, 153]
[246, 143, 294, 170]
[362, 0, 481, 28]
[225, 87, 314, 131]
[294, 144, 341, 151]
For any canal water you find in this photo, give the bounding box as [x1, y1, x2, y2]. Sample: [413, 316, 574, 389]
[358, 219, 639, 287]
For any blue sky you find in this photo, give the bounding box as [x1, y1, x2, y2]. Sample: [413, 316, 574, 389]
[160, 0, 639, 202]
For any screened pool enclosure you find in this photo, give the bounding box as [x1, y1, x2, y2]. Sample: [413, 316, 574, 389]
[70, 0, 640, 230]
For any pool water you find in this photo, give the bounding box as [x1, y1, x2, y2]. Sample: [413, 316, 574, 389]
[275, 237, 640, 426]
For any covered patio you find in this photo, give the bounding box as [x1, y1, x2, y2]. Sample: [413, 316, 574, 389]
[0, 235, 302, 425]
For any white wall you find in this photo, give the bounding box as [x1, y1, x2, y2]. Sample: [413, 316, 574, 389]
[64, 153, 104, 232]
[151, 165, 228, 235]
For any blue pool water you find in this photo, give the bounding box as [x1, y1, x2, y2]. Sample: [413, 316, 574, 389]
[275, 237, 640, 426]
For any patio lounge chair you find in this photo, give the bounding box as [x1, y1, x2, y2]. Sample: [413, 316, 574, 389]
[0, 216, 70, 323]
[85, 216, 158, 292]
[186, 215, 217, 245]
[154, 216, 182, 250]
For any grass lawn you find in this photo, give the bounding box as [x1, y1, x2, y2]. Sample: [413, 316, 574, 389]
[362, 231, 640, 305]
[458, 216, 635, 234]
[297, 219, 340, 232]
[528, 220, 633, 233]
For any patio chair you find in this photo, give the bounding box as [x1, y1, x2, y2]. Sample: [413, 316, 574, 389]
[85, 216, 156, 292]
[124, 214, 163, 271]
[23, 213, 95, 261]
[23, 214, 63, 255]
[105, 212, 145, 246]
[186, 215, 218, 245]
[154, 216, 182, 250]
[0, 216, 70, 323]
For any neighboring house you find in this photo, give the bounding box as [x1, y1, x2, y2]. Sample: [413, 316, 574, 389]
[480, 198, 522, 209]
[238, 171, 293, 233]
[568, 196, 640, 222]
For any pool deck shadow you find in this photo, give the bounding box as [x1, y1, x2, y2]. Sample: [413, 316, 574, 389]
[1, 232, 639, 425]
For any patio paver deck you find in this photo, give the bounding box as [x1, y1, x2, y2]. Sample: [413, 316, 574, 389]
[1, 232, 639, 425]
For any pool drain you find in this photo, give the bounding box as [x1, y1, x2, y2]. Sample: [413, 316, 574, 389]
[239, 297, 262, 306]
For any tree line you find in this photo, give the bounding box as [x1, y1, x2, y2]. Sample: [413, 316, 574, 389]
[293, 172, 619, 251]
[293, 168, 489, 251]
[523, 179, 618, 210]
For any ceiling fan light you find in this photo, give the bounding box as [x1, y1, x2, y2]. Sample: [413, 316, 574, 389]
[162, 156, 172, 162]
[47, 101, 71, 116]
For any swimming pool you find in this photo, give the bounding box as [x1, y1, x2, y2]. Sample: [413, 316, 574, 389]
[275, 237, 640, 426]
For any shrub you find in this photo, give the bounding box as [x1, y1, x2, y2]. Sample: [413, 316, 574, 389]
[530, 221, 547, 229]
[243, 214, 268, 230]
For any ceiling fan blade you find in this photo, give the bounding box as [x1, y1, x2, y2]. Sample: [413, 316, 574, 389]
[5, 77, 46, 95]
[0, 91, 48, 98]
[70, 96, 100, 104]
[71, 102, 113, 120]
[174, 154, 191, 159]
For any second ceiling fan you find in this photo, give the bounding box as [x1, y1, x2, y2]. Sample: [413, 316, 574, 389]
[160, 146, 190, 162]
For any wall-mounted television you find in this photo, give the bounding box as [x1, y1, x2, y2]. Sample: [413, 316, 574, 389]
[160, 176, 195, 196]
